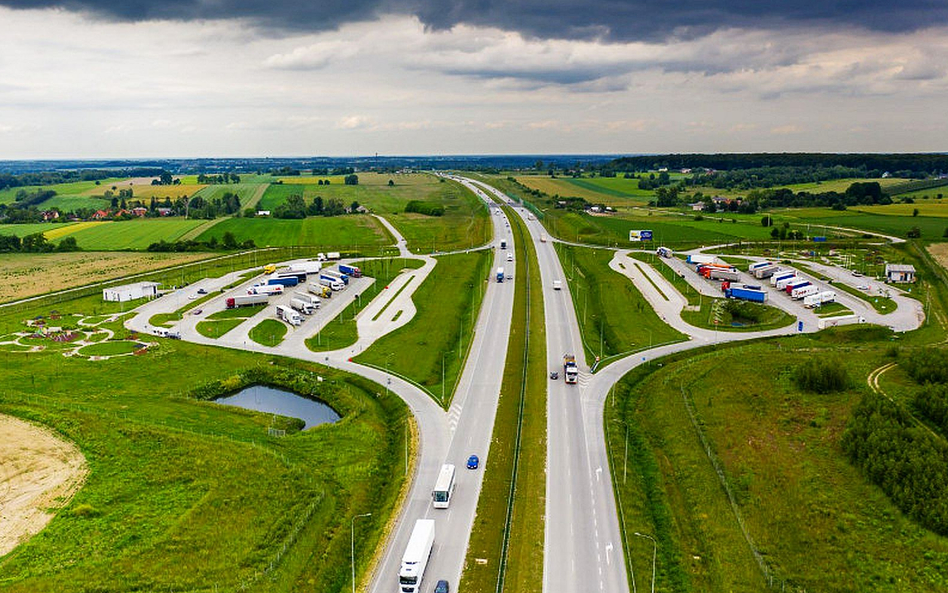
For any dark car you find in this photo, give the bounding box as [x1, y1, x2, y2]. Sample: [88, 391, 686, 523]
[550, 371, 559, 380]
[434, 580, 449, 593]
[466, 455, 479, 470]
[197, 288, 207, 294]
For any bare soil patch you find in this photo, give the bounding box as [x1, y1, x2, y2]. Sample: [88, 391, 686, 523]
[928, 243, 948, 273]
[0, 414, 87, 556]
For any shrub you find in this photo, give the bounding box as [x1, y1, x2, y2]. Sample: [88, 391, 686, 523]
[914, 383, 948, 435]
[794, 357, 850, 393]
[404, 200, 445, 216]
[902, 347, 948, 384]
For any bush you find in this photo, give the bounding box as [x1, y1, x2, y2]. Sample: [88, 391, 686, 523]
[914, 383, 948, 435]
[794, 357, 850, 393]
[404, 200, 445, 217]
[902, 347, 948, 384]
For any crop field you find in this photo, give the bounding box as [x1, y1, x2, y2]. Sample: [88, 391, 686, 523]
[197, 216, 392, 249]
[0, 223, 69, 237]
[516, 176, 654, 206]
[801, 213, 946, 240]
[0, 318, 409, 593]
[48, 219, 206, 250]
[0, 179, 125, 205]
[606, 333, 948, 593]
[192, 182, 267, 204]
[853, 201, 948, 218]
[0, 251, 210, 303]
[929, 243, 948, 272]
[81, 180, 206, 200]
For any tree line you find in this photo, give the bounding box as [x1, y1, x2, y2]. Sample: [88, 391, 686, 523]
[0, 233, 79, 252]
[0, 167, 169, 191]
[603, 153, 948, 176]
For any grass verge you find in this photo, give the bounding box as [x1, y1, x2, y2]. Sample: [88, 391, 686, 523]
[249, 318, 287, 346]
[196, 319, 244, 339]
[460, 206, 546, 593]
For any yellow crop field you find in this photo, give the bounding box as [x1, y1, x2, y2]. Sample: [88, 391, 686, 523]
[0, 251, 211, 302]
[853, 202, 948, 217]
[82, 179, 206, 200]
[43, 221, 103, 240]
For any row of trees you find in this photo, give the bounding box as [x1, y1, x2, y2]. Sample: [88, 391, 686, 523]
[146, 232, 255, 252]
[604, 153, 948, 176]
[0, 167, 166, 191]
[271, 195, 356, 219]
[0, 233, 79, 252]
[404, 200, 444, 216]
[196, 173, 240, 184]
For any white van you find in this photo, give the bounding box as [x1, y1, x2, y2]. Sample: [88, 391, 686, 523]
[507, 252, 513, 262]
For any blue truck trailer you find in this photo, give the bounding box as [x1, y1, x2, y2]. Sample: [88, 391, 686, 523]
[725, 286, 768, 302]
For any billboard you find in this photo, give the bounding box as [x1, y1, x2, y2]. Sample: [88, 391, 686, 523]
[629, 230, 653, 242]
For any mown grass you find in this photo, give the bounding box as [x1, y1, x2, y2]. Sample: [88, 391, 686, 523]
[196, 318, 245, 338]
[305, 258, 423, 353]
[50, 219, 206, 250]
[196, 216, 392, 249]
[461, 206, 545, 593]
[356, 251, 492, 406]
[792, 261, 898, 314]
[606, 332, 948, 593]
[554, 244, 686, 366]
[76, 340, 143, 356]
[249, 318, 287, 346]
[0, 321, 409, 593]
[206, 304, 265, 320]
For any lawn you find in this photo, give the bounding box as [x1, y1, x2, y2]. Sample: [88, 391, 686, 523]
[196, 216, 392, 249]
[196, 318, 245, 339]
[0, 335, 409, 593]
[248, 318, 287, 346]
[77, 340, 143, 356]
[356, 250, 492, 406]
[606, 334, 948, 593]
[50, 219, 206, 250]
[555, 244, 686, 366]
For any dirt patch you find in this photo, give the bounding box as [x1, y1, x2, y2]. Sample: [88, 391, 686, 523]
[928, 243, 948, 273]
[0, 414, 88, 557]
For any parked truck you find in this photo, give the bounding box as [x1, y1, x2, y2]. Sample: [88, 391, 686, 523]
[288, 261, 321, 275]
[290, 297, 315, 315]
[709, 268, 741, 282]
[496, 267, 505, 283]
[322, 269, 349, 285]
[774, 275, 799, 290]
[398, 519, 435, 593]
[804, 291, 837, 307]
[268, 276, 299, 288]
[818, 314, 865, 330]
[318, 274, 345, 291]
[307, 282, 332, 298]
[294, 292, 321, 308]
[784, 279, 811, 295]
[724, 285, 768, 302]
[771, 271, 796, 286]
[563, 354, 579, 384]
[226, 294, 269, 309]
[326, 251, 341, 260]
[686, 254, 717, 265]
[656, 246, 673, 258]
[753, 265, 780, 279]
[275, 305, 302, 326]
[251, 284, 284, 296]
[338, 263, 362, 278]
[791, 284, 820, 300]
[748, 261, 774, 273]
[276, 270, 307, 283]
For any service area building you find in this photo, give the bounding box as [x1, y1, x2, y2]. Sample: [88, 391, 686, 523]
[103, 282, 160, 302]
[885, 264, 916, 284]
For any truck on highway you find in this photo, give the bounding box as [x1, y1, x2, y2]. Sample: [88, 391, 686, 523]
[307, 282, 332, 298]
[294, 292, 321, 308]
[771, 271, 796, 287]
[275, 305, 302, 326]
[753, 265, 780, 279]
[500, 239, 507, 249]
[338, 263, 362, 278]
[268, 276, 299, 288]
[226, 294, 269, 309]
[724, 284, 768, 303]
[791, 284, 820, 300]
[250, 284, 284, 296]
[290, 297, 315, 315]
[496, 267, 505, 283]
[563, 354, 579, 384]
[804, 291, 837, 307]
[318, 274, 345, 291]
[656, 246, 673, 258]
[399, 519, 435, 593]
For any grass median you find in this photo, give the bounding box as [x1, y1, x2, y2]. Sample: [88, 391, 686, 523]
[461, 206, 546, 593]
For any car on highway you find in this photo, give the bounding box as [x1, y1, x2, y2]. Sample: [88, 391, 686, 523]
[197, 288, 207, 294]
[192, 309, 203, 315]
[550, 371, 559, 380]
[857, 284, 870, 291]
[466, 455, 479, 470]
[851, 270, 863, 277]
[434, 580, 450, 593]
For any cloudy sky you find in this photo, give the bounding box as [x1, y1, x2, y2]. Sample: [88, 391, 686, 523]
[0, 0, 946, 158]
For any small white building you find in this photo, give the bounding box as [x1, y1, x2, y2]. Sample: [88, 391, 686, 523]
[103, 282, 160, 302]
[256, 210, 271, 217]
[885, 264, 916, 284]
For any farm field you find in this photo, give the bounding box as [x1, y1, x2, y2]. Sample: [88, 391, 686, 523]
[42, 194, 110, 212]
[0, 223, 71, 237]
[929, 243, 948, 272]
[50, 219, 206, 250]
[0, 251, 210, 303]
[197, 216, 392, 249]
[0, 179, 125, 206]
[516, 175, 654, 206]
[606, 333, 948, 593]
[191, 183, 266, 204]
[853, 201, 948, 217]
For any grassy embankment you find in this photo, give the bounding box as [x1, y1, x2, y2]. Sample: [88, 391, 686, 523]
[461, 206, 546, 593]
[305, 258, 424, 352]
[553, 244, 686, 367]
[0, 299, 410, 593]
[355, 251, 492, 407]
[605, 328, 948, 593]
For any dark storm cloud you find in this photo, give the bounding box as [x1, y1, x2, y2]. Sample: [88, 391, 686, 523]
[2, 0, 946, 39]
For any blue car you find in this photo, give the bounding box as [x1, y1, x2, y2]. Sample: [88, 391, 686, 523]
[466, 455, 479, 470]
[434, 580, 449, 593]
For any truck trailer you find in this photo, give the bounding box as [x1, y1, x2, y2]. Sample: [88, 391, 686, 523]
[686, 254, 717, 265]
[656, 246, 673, 258]
[290, 297, 315, 315]
[804, 291, 837, 308]
[250, 284, 284, 296]
[771, 271, 796, 286]
[318, 274, 345, 291]
[398, 520, 435, 593]
[725, 285, 768, 302]
[226, 294, 269, 309]
[307, 282, 332, 298]
[496, 267, 505, 283]
[775, 275, 799, 290]
[268, 276, 299, 288]
[748, 261, 774, 272]
[322, 269, 349, 285]
[288, 261, 322, 275]
[338, 263, 362, 278]
[294, 292, 321, 308]
[753, 265, 780, 279]
[563, 354, 579, 384]
[709, 268, 741, 282]
[791, 284, 820, 300]
[818, 314, 865, 330]
[275, 305, 302, 326]
[784, 279, 811, 295]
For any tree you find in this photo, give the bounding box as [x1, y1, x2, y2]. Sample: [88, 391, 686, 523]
[907, 226, 922, 239]
[56, 236, 80, 252]
[913, 208, 920, 217]
[761, 215, 773, 227]
[21, 232, 53, 252]
[222, 231, 239, 250]
[344, 174, 359, 186]
[388, 179, 395, 186]
[350, 201, 361, 212]
[159, 171, 173, 185]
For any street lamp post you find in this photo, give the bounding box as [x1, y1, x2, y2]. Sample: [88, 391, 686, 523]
[633, 532, 657, 593]
[351, 512, 372, 593]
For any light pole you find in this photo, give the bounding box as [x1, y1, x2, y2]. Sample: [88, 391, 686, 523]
[351, 512, 372, 593]
[633, 532, 657, 593]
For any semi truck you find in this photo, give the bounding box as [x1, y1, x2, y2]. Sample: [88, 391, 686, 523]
[290, 297, 315, 315]
[275, 270, 307, 283]
[226, 294, 269, 309]
[322, 269, 349, 285]
[268, 276, 299, 288]
[775, 275, 798, 290]
[399, 519, 435, 593]
[686, 254, 717, 265]
[338, 263, 362, 278]
[318, 274, 345, 291]
[791, 284, 820, 300]
[771, 271, 796, 286]
[804, 291, 837, 307]
[784, 279, 811, 295]
[656, 246, 673, 258]
[307, 282, 332, 298]
[496, 267, 505, 283]
[563, 354, 579, 384]
[294, 292, 321, 308]
[753, 265, 780, 279]
[748, 261, 774, 273]
[326, 252, 341, 260]
[288, 261, 321, 275]
[818, 314, 865, 330]
[709, 268, 741, 282]
[724, 285, 768, 302]
[250, 284, 284, 296]
[275, 305, 302, 326]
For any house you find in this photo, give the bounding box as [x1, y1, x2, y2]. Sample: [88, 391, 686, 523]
[131, 207, 148, 217]
[689, 202, 705, 211]
[256, 210, 271, 217]
[354, 205, 369, 214]
[103, 282, 160, 302]
[885, 264, 916, 283]
[156, 207, 173, 216]
[41, 210, 59, 221]
[92, 209, 110, 220]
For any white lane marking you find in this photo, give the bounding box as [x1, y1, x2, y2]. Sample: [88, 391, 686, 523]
[605, 543, 613, 565]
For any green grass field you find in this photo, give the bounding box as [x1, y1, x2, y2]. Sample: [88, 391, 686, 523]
[0, 222, 71, 237]
[77, 340, 144, 356]
[196, 318, 245, 338]
[356, 250, 492, 406]
[606, 333, 948, 593]
[50, 219, 206, 250]
[0, 179, 125, 206]
[249, 318, 287, 346]
[196, 216, 392, 249]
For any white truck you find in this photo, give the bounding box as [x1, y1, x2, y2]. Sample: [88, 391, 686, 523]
[290, 297, 315, 315]
[818, 314, 865, 330]
[294, 292, 321, 309]
[251, 284, 284, 296]
[398, 519, 435, 593]
[307, 282, 332, 299]
[804, 291, 837, 308]
[775, 275, 798, 291]
[275, 304, 302, 326]
[288, 261, 321, 275]
[791, 284, 820, 300]
[318, 274, 345, 291]
[226, 294, 269, 309]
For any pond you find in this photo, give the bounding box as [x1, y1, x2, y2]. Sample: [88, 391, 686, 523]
[215, 385, 340, 430]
